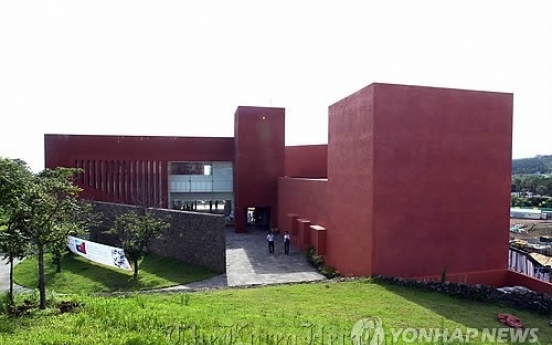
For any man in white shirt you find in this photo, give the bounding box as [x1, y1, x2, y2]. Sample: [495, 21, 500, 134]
[267, 231, 275, 253]
[283, 231, 291, 255]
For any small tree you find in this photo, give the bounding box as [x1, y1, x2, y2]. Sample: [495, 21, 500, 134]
[1, 161, 90, 310]
[50, 200, 102, 273]
[26, 168, 82, 309]
[512, 177, 522, 197]
[0, 212, 32, 308]
[107, 210, 169, 278]
[536, 185, 548, 197]
[0, 158, 34, 306]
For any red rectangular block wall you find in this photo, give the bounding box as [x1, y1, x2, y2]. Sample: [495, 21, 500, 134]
[310, 225, 327, 255]
[325, 85, 376, 276]
[373, 84, 512, 276]
[296, 219, 311, 250]
[286, 213, 298, 236]
[277, 177, 328, 240]
[234, 107, 285, 232]
[323, 83, 513, 278]
[505, 270, 552, 293]
[371, 84, 513, 278]
[285, 145, 328, 178]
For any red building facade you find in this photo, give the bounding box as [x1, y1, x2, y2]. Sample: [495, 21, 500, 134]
[44, 83, 552, 293]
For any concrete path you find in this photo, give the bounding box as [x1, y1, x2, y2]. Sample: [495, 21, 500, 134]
[153, 228, 324, 292]
[0, 256, 30, 294]
[225, 228, 324, 285]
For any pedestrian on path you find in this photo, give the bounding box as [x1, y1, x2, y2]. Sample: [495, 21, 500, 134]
[283, 231, 291, 255]
[267, 231, 275, 254]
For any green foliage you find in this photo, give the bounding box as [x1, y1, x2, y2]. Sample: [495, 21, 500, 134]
[0, 293, 9, 316]
[0, 282, 551, 344]
[319, 264, 340, 279]
[0, 158, 35, 305]
[50, 200, 102, 273]
[0, 157, 92, 309]
[512, 155, 552, 175]
[24, 167, 85, 309]
[305, 246, 323, 266]
[29, 167, 83, 246]
[13, 252, 216, 294]
[107, 210, 170, 278]
[306, 246, 339, 278]
[511, 195, 552, 208]
[512, 174, 552, 195]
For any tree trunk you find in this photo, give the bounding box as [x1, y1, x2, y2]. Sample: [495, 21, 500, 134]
[133, 259, 139, 278]
[9, 252, 14, 306]
[56, 254, 62, 273]
[38, 245, 46, 309]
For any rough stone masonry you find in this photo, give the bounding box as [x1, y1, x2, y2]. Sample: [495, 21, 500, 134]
[88, 201, 226, 273]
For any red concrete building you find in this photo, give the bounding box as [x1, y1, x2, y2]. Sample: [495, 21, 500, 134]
[44, 82, 552, 293]
[45, 106, 285, 234]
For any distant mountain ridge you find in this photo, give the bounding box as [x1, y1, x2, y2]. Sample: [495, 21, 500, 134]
[512, 155, 552, 175]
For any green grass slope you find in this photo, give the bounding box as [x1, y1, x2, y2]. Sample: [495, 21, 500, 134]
[1, 280, 550, 344]
[13, 252, 217, 294]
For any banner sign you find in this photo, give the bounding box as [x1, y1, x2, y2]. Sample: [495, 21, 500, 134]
[67, 236, 132, 271]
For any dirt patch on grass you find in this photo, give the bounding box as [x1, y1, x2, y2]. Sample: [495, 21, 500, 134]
[6, 299, 84, 318]
[510, 219, 552, 240]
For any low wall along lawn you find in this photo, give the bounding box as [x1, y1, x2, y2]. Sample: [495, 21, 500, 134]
[373, 275, 552, 315]
[89, 201, 226, 273]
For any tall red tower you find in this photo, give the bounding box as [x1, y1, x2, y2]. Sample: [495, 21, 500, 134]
[233, 106, 285, 233]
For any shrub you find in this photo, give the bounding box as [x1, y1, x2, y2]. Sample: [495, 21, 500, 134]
[306, 247, 324, 267]
[320, 264, 340, 279]
[306, 246, 340, 279]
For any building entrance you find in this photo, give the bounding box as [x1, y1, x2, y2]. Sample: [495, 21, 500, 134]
[246, 207, 271, 229]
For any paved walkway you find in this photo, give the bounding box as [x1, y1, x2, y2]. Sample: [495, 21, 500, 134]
[0, 256, 30, 294]
[154, 228, 324, 292]
[1, 228, 324, 294]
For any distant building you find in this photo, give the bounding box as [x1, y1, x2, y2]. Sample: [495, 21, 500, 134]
[510, 208, 547, 220]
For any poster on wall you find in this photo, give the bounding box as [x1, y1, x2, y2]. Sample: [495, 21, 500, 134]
[67, 236, 132, 271]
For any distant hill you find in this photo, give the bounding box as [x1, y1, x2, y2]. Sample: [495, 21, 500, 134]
[512, 155, 552, 175]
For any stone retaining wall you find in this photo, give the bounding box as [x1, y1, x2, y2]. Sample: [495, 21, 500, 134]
[88, 201, 226, 273]
[372, 275, 552, 316]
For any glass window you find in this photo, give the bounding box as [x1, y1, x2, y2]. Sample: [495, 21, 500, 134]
[170, 162, 212, 175]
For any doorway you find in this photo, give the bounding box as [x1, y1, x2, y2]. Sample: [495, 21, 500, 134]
[246, 207, 271, 229]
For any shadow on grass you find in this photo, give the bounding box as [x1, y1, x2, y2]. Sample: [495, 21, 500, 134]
[375, 282, 552, 344]
[135, 254, 218, 286]
[61, 254, 138, 292]
[15, 252, 217, 294]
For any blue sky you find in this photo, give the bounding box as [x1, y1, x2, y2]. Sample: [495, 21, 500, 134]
[1, 0, 551, 171]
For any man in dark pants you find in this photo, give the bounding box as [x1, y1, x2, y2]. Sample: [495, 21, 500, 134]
[267, 231, 275, 253]
[283, 231, 291, 255]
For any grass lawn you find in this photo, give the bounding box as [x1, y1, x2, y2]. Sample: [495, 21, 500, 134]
[1, 280, 551, 344]
[13, 252, 217, 294]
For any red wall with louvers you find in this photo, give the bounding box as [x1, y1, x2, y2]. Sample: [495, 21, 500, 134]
[233, 106, 285, 233]
[44, 135, 234, 208]
[285, 145, 328, 178]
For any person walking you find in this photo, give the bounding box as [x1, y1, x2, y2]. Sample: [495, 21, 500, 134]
[283, 231, 291, 255]
[267, 231, 275, 254]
